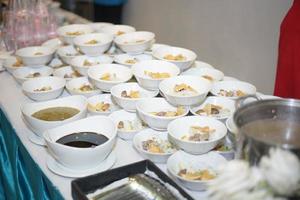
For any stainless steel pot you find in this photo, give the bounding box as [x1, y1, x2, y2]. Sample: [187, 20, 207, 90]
[234, 95, 300, 165]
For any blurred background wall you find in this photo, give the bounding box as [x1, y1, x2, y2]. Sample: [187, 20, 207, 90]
[122, 0, 292, 94]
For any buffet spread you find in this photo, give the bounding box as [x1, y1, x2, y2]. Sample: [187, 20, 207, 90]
[0, 21, 299, 200]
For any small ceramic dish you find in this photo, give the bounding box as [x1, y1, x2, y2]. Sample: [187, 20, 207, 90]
[109, 109, 145, 140]
[57, 24, 93, 44]
[190, 96, 235, 121]
[136, 97, 188, 131]
[66, 77, 101, 98]
[167, 116, 227, 154]
[159, 75, 212, 106]
[70, 55, 113, 76]
[132, 60, 180, 91]
[113, 53, 153, 67]
[53, 66, 82, 81]
[22, 76, 66, 101]
[133, 129, 177, 163]
[153, 46, 197, 72]
[13, 66, 53, 84]
[88, 64, 133, 92]
[211, 80, 256, 99]
[87, 94, 120, 115]
[110, 82, 159, 112]
[73, 33, 114, 56]
[57, 45, 81, 65]
[114, 31, 155, 54]
[16, 46, 55, 66]
[167, 151, 227, 191]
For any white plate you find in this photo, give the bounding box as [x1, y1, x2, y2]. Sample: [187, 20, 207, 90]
[47, 150, 116, 178]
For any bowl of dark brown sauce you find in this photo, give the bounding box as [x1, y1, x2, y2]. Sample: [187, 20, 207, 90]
[44, 115, 117, 170]
[234, 96, 300, 165]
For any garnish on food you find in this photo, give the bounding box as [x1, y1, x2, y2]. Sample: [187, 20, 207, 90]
[178, 169, 216, 181]
[84, 39, 99, 45]
[202, 75, 214, 81]
[121, 90, 140, 98]
[88, 102, 110, 112]
[66, 31, 83, 36]
[117, 119, 143, 131]
[144, 71, 171, 79]
[150, 106, 185, 117]
[196, 103, 230, 117]
[34, 52, 43, 56]
[100, 73, 117, 81]
[174, 83, 197, 95]
[34, 86, 52, 92]
[142, 138, 175, 154]
[25, 72, 41, 78]
[13, 59, 23, 67]
[83, 59, 99, 66]
[181, 126, 216, 142]
[76, 84, 94, 92]
[218, 89, 246, 97]
[163, 54, 186, 61]
[125, 59, 137, 64]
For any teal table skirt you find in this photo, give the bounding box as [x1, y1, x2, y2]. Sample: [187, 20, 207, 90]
[0, 109, 64, 200]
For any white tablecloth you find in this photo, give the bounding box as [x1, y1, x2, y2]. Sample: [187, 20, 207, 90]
[0, 71, 206, 200]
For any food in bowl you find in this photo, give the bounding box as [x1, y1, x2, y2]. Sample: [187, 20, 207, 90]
[31, 106, 80, 121]
[117, 118, 143, 132]
[196, 103, 230, 117]
[117, 30, 125, 35]
[213, 143, 231, 152]
[83, 59, 100, 66]
[144, 71, 171, 79]
[125, 58, 137, 64]
[34, 86, 52, 92]
[13, 58, 23, 67]
[202, 75, 214, 81]
[25, 72, 41, 78]
[218, 89, 246, 97]
[181, 126, 216, 142]
[75, 84, 95, 92]
[64, 70, 82, 79]
[124, 39, 145, 44]
[142, 137, 175, 154]
[34, 52, 43, 56]
[178, 168, 216, 181]
[56, 132, 108, 148]
[84, 39, 99, 45]
[174, 83, 198, 96]
[100, 73, 118, 81]
[164, 54, 186, 61]
[88, 102, 110, 112]
[121, 90, 140, 98]
[66, 31, 84, 36]
[150, 106, 185, 117]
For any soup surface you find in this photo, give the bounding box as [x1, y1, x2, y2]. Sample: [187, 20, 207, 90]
[31, 107, 80, 121]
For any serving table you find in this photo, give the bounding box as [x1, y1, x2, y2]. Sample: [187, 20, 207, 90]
[0, 71, 207, 199]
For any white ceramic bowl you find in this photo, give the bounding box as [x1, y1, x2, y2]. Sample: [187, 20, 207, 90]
[42, 38, 63, 50]
[114, 53, 153, 67]
[21, 95, 88, 137]
[53, 66, 82, 81]
[3, 56, 25, 74]
[57, 24, 93, 45]
[136, 97, 188, 131]
[16, 46, 55, 66]
[211, 80, 257, 99]
[73, 33, 114, 56]
[133, 129, 177, 163]
[87, 94, 120, 115]
[159, 75, 212, 106]
[101, 24, 136, 37]
[57, 45, 81, 65]
[88, 64, 133, 92]
[191, 60, 214, 69]
[153, 46, 197, 72]
[22, 76, 66, 101]
[70, 55, 113, 76]
[132, 60, 180, 91]
[168, 116, 227, 154]
[44, 115, 117, 170]
[13, 66, 53, 84]
[111, 82, 159, 112]
[182, 67, 224, 82]
[109, 110, 145, 140]
[88, 22, 114, 32]
[66, 77, 101, 97]
[114, 31, 155, 54]
[190, 96, 235, 121]
[167, 151, 227, 191]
